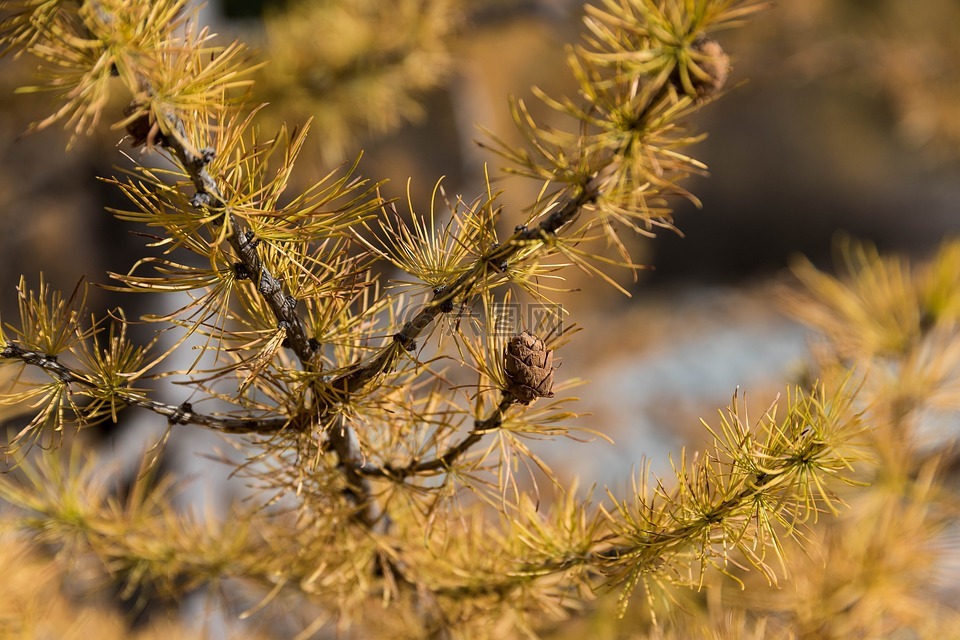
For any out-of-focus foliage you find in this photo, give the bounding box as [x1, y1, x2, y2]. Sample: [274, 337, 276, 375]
[767, 0, 960, 159]
[253, 0, 463, 164]
[0, 533, 193, 639]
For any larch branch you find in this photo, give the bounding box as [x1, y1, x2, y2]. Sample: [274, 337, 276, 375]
[0, 343, 290, 434]
[360, 395, 514, 478]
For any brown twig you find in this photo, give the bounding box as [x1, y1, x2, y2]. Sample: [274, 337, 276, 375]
[330, 177, 603, 397]
[161, 118, 318, 365]
[361, 396, 514, 479]
[0, 343, 290, 434]
[157, 115, 386, 525]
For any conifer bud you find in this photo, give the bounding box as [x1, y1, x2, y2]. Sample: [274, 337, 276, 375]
[504, 331, 555, 404]
[124, 104, 167, 148]
[689, 37, 730, 99]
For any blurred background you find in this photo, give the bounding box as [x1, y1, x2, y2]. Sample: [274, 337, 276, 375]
[2, 0, 960, 570]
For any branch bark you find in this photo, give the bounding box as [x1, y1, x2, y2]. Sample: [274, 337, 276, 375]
[0, 343, 290, 434]
[360, 395, 514, 479]
[157, 115, 386, 525]
[330, 176, 603, 397]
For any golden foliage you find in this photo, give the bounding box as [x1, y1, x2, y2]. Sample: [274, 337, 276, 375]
[3, 0, 956, 638]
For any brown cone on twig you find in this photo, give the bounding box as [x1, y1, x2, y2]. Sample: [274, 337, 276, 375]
[689, 37, 730, 98]
[504, 331, 555, 404]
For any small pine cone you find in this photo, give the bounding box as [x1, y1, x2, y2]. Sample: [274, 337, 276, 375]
[689, 37, 730, 99]
[503, 331, 555, 404]
[124, 103, 167, 148]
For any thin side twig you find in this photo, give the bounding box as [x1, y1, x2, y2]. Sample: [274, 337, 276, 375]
[361, 395, 515, 478]
[0, 343, 291, 434]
